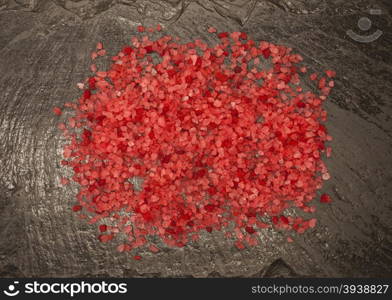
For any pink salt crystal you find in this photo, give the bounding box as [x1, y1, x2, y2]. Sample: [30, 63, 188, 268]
[156, 24, 162, 31]
[322, 173, 330, 180]
[90, 64, 97, 72]
[208, 27, 217, 33]
[63, 148, 71, 158]
[91, 52, 98, 60]
[157, 117, 165, 127]
[60, 177, 69, 185]
[321, 87, 331, 96]
[190, 54, 198, 65]
[318, 77, 326, 89]
[310, 73, 318, 81]
[81, 179, 89, 186]
[76, 82, 85, 89]
[259, 41, 269, 50]
[308, 218, 317, 228]
[216, 48, 224, 57]
[270, 46, 279, 54]
[326, 70, 336, 78]
[69, 118, 76, 128]
[213, 100, 222, 107]
[326, 147, 332, 157]
[231, 31, 241, 40]
[287, 236, 293, 243]
[96, 71, 107, 78]
[97, 49, 106, 56]
[98, 234, 113, 243]
[247, 237, 258, 246]
[58, 123, 66, 130]
[277, 82, 286, 90]
[96, 42, 103, 50]
[149, 245, 160, 253]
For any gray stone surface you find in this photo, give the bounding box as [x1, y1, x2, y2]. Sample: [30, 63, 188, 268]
[0, 0, 391, 277]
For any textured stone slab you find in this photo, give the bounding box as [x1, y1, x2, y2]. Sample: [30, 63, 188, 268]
[0, 0, 391, 277]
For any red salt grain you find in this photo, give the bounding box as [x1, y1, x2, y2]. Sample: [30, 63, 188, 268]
[88, 77, 96, 90]
[53, 107, 62, 116]
[99, 224, 108, 232]
[310, 73, 318, 81]
[245, 226, 256, 234]
[134, 255, 142, 260]
[98, 234, 113, 243]
[319, 77, 327, 89]
[217, 32, 229, 39]
[320, 193, 332, 203]
[123, 46, 133, 55]
[326, 70, 336, 78]
[239, 32, 248, 40]
[72, 205, 82, 212]
[204, 204, 215, 212]
[235, 241, 245, 250]
[262, 48, 271, 59]
[280, 216, 289, 225]
[83, 90, 91, 100]
[234, 66, 242, 73]
[55, 28, 334, 256]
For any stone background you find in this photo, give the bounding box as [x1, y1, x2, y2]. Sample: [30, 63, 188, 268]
[0, 0, 391, 277]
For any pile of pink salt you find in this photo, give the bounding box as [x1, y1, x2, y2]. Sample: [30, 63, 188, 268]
[54, 25, 334, 260]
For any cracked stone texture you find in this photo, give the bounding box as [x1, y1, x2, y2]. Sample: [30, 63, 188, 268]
[0, 0, 391, 277]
